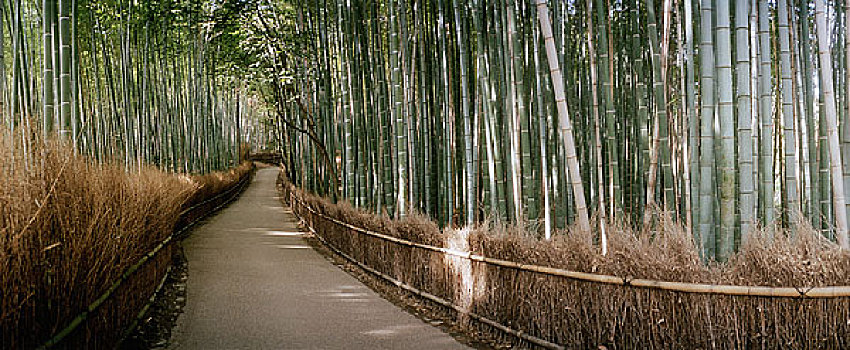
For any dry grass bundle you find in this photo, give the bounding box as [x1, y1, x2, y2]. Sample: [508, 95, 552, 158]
[283, 178, 850, 349]
[724, 224, 850, 287]
[185, 162, 253, 205]
[177, 162, 254, 228]
[0, 135, 253, 349]
[597, 216, 709, 283]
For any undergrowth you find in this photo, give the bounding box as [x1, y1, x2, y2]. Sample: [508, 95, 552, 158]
[0, 136, 253, 349]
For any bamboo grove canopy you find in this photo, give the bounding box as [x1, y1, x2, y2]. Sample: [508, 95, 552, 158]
[1, 0, 278, 174]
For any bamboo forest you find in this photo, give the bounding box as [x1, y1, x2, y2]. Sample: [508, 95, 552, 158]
[6, 0, 850, 348]
[276, 0, 850, 262]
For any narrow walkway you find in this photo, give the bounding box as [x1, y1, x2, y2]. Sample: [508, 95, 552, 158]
[168, 167, 467, 349]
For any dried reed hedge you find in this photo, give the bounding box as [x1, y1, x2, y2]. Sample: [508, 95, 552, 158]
[282, 177, 850, 349]
[0, 139, 253, 349]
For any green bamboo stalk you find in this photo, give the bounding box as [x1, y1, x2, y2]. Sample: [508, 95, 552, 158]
[644, 0, 674, 218]
[757, 0, 775, 225]
[389, 1, 408, 217]
[735, 0, 755, 241]
[531, 8, 553, 239]
[585, 0, 606, 228]
[839, 0, 850, 227]
[454, 0, 475, 225]
[594, 0, 622, 214]
[43, 0, 55, 137]
[473, 0, 499, 220]
[685, 0, 699, 236]
[715, 0, 736, 262]
[778, 0, 799, 217]
[698, 0, 716, 260]
[800, 0, 820, 229]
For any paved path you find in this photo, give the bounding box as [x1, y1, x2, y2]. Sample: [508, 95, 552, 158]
[168, 167, 467, 350]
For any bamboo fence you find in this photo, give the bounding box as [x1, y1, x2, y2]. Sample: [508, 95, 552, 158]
[284, 179, 850, 348]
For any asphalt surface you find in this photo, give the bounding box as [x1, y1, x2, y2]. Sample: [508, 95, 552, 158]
[168, 167, 468, 350]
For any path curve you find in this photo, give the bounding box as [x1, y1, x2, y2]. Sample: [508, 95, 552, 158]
[168, 167, 467, 349]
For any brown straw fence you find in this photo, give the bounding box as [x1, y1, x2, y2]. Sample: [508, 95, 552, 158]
[58, 164, 254, 350]
[282, 178, 850, 349]
[2, 161, 254, 350]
